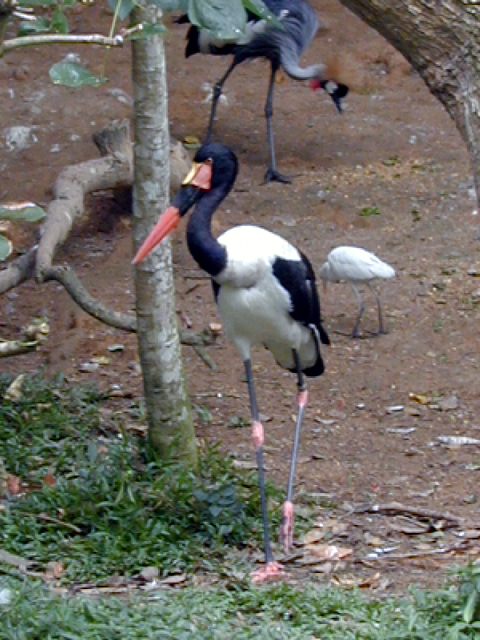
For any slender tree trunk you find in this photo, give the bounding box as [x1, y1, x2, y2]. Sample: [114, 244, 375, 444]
[339, 0, 480, 205]
[131, 5, 197, 466]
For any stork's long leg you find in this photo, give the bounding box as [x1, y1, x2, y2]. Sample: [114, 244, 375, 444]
[350, 283, 365, 338]
[367, 283, 387, 334]
[244, 359, 284, 582]
[206, 60, 238, 142]
[264, 64, 290, 184]
[281, 350, 308, 553]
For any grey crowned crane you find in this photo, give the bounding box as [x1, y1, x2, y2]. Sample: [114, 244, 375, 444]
[133, 142, 329, 582]
[177, 0, 348, 184]
[319, 246, 396, 338]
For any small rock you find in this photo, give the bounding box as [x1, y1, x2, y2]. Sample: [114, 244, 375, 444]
[386, 405, 404, 414]
[5, 126, 38, 152]
[78, 362, 100, 373]
[438, 395, 458, 411]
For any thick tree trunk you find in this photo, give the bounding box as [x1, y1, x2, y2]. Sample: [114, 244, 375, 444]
[131, 5, 197, 466]
[339, 0, 480, 205]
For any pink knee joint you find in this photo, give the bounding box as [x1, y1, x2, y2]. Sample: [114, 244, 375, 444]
[297, 389, 308, 409]
[252, 420, 264, 449]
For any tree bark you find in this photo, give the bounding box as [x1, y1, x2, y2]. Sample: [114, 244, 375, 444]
[131, 5, 197, 466]
[339, 0, 480, 205]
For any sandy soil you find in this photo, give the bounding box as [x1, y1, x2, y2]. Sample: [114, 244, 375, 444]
[1, 0, 480, 593]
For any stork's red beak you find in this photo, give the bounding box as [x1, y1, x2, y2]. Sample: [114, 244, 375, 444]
[132, 206, 181, 265]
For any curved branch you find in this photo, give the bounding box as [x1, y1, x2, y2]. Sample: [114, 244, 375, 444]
[41, 265, 218, 368]
[36, 120, 134, 281]
[43, 265, 137, 331]
[0, 246, 37, 293]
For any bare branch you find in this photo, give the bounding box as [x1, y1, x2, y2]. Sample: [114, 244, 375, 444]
[3, 33, 124, 54]
[0, 318, 49, 358]
[36, 121, 134, 281]
[0, 246, 37, 293]
[43, 265, 137, 332]
[41, 265, 218, 367]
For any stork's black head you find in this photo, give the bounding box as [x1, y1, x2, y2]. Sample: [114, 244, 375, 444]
[193, 142, 239, 191]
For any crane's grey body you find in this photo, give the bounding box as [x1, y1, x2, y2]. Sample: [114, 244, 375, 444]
[180, 0, 348, 183]
[319, 246, 396, 338]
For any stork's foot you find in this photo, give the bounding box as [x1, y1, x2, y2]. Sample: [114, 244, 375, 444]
[281, 500, 295, 554]
[264, 168, 291, 184]
[251, 561, 285, 584]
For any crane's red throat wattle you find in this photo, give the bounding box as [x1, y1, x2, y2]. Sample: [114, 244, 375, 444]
[132, 206, 182, 265]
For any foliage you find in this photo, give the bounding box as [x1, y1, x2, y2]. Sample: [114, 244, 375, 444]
[0, 375, 281, 584]
[0, 203, 46, 261]
[2, 572, 480, 638]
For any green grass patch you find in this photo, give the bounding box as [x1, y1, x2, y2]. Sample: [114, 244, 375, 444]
[0, 375, 283, 584]
[1, 573, 480, 639]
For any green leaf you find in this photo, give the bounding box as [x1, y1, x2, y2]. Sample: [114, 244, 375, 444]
[107, 0, 136, 21]
[188, 0, 247, 41]
[17, 17, 51, 36]
[360, 206, 380, 217]
[152, 0, 188, 12]
[242, 0, 282, 28]
[49, 62, 103, 88]
[0, 234, 13, 261]
[51, 9, 70, 34]
[127, 23, 168, 40]
[18, 0, 57, 6]
[0, 203, 47, 223]
[464, 589, 479, 624]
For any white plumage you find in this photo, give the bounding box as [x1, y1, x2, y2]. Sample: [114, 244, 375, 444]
[217, 226, 318, 370]
[319, 246, 396, 337]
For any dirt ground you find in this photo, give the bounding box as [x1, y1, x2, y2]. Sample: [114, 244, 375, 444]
[1, 1, 480, 594]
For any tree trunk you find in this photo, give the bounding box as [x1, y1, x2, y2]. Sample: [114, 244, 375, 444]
[131, 5, 197, 466]
[339, 0, 480, 205]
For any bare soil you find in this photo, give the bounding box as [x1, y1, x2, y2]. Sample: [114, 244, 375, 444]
[1, 0, 480, 594]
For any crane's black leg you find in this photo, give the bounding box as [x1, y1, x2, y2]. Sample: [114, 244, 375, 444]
[368, 283, 387, 335]
[205, 60, 238, 143]
[350, 283, 365, 338]
[264, 65, 291, 184]
[281, 350, 308, 553]
[244, 359, 284, 582]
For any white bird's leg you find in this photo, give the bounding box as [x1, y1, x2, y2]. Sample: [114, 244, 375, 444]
[264, 64, 290, 184]
[350, 282, 365, 338]
[206, 60, 238, 143]
[367, 283, 386, 335]
[281, 350, 308, 553]
[244, 359, 284, 583]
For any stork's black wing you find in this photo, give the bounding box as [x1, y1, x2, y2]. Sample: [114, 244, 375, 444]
[272, 253, 330, 346]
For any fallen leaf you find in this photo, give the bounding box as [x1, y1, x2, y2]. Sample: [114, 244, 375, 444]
[301, 529, 326, 545]
[306, 544, 352, 561]
[139, 566, 159, 581]
[43, 473, 57, 487]
[160, 573, 188, 586]
[4, 374, 26, 402]
[7, 475, 21, 495]
[409, 393, 431, 405]
[46, 561, 65, 580]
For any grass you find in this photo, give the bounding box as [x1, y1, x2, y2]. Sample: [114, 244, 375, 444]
[0, 374, 281, 584]
[1, 374, 479, 639]
[1, 573, 480, 639]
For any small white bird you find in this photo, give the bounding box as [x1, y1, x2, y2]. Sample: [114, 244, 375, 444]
[319, 246, 396, 338]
